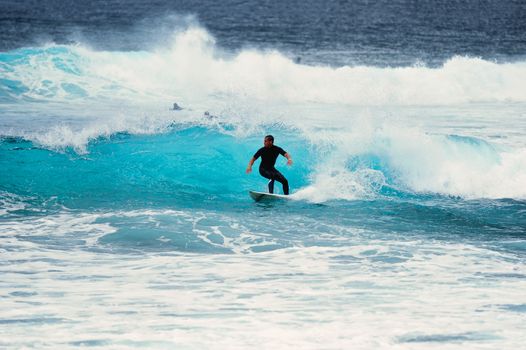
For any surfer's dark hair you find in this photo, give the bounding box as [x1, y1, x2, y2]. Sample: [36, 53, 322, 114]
[265, 135, 274, 142]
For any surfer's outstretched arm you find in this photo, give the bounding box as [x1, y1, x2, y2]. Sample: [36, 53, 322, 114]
[246, 157, 256, 174]
[284, 153, 293, 166]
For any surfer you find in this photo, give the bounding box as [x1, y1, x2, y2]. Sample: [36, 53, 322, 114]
[246, 135, 292, 195]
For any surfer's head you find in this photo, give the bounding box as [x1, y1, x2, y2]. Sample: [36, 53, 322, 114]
[264, 135, 274, 147]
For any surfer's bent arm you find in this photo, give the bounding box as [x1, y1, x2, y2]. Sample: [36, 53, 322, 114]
[284, 153, 293, 166]
[246, 157, 256, 173]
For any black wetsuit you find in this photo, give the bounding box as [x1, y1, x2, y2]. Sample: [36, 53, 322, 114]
[253, 145, 289, 195]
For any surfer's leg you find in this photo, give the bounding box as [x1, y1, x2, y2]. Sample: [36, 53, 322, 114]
[259, 168, 275, 193]
[283, 179, 289, 195]
[268, 179, 275, 194]
[272, 170, 289, 195]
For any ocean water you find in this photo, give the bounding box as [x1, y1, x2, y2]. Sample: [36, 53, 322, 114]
[1, 1, 526, 348]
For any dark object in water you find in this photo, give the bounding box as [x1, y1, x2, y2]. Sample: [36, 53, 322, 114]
[172, 102, 183, 111]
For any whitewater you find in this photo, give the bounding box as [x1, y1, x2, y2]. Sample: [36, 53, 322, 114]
[1, 16, 526, 350]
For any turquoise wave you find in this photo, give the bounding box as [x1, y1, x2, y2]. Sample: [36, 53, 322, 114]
[0, 123, 514, 207]
[0, 126, 314, 209]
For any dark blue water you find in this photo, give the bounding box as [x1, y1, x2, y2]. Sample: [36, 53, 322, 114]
[2, 0, 526, 66]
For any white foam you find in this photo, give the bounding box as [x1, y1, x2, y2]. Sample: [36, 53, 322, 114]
[83, 31, 526, 106]
[0, 208, 290, 254]
[0, 191, 28, 216]
[18, 113, 183, 153]
[295, 121, 526, 201]
[376, 126, 526, 199]
[2, 238, 525, 349]
[0, 211, 116, 246]
[294, 168, 386, 202]
[3, 27, 526, 108]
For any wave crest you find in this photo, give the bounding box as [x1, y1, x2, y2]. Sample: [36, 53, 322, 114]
[2, 27, 526, 107]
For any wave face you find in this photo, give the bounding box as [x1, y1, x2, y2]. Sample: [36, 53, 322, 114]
[1, 123, 525, 205]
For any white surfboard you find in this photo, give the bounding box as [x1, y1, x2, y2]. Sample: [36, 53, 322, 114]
[249, 190, 291, 202]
